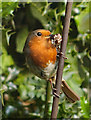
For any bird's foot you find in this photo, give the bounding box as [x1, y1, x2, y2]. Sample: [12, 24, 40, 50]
[48, 79, 62, 98]
[52, 88, 62, 98]
[57, 52, 68, 59]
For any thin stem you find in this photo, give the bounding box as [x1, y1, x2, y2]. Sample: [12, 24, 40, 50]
[44, 81, 51, 118]
[51, 1, 73, 119]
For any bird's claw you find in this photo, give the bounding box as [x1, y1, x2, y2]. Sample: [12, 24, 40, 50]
[57, 52, 68, 59]
[48, 78, 62, 98]
[53, 92, 60, 98]
[52, 87, 62, 98]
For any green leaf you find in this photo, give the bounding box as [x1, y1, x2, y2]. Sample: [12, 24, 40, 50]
[2, 2, 19, 18]
[1, 47, 14, 73]
[16, 26, 28, 53]
[80, 97, 90, 118]
[19, 84, 28, 100]
[30, 3, 48, 27]
[0, 89, 4, 106]
[75, 3, 90, 33]
[63, 44, 84, 97]
[6, 30, 16, 46]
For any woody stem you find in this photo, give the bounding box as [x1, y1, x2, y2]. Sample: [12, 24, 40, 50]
[51, 1, 73, 119]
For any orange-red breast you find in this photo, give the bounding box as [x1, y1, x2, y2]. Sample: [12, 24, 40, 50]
[23, 29, 80, 102]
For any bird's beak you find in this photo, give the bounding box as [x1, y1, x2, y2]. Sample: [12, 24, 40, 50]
[45, 36, 50, 39]
[45, 34, 54, 39]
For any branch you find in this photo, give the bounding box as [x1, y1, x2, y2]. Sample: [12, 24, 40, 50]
[51, 1, 73, 119]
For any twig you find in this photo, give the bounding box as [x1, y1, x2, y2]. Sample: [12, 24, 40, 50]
[44, 81, 51, 118]
[51, 1, 73, 119]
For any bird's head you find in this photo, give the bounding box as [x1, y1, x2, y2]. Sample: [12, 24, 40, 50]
[23, 29, 55, 52]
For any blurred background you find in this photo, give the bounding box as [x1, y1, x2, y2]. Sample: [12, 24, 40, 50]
[0, 1, 90, 119]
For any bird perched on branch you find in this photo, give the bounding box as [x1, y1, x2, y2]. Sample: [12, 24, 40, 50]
[23, 29, 80, 102]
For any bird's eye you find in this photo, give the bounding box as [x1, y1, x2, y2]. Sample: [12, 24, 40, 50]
[37, 32, 42, 36]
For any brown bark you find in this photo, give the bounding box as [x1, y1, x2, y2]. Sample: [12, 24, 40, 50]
[51, 1, 73, 119]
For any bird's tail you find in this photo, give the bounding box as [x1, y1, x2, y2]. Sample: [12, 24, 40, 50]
[61, 79, 80, 103]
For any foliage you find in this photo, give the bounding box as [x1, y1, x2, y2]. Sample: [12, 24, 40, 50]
[0, 1, 90, 119]
[80, 97, 90, 118]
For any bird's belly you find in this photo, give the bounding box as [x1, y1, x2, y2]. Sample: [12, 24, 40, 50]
[26, 56, 57, 80]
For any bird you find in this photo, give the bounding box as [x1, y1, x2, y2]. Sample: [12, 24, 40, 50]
[23, 29, 80, 102]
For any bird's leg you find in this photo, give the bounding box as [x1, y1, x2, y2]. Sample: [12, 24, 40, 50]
[48, 78, 56, 91]
[48, 78, 61, 98]
[57, 52, 68, 59]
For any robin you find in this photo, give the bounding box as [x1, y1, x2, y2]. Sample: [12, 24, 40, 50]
[23, 29, 80, 102]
